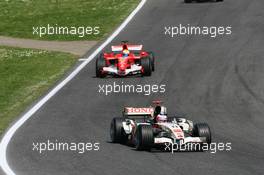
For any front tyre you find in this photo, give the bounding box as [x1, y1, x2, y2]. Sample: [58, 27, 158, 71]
[96, 54, 106, 78]
[148, 52, 155, 71]
[193, 123, 211, 144]
[110, 117, 127, 143]
[184, 0, 192, 3]
[135, 125, 154, 151]
[141, 56, 152, 76]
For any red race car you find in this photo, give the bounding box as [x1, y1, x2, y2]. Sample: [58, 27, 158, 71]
[96, 41, 155, 77]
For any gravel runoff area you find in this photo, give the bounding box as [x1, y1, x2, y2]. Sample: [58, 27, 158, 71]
[0, 36, 97, 56]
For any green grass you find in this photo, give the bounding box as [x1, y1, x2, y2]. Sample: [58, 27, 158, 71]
[0, 46, 76, 134]
[0, 0, 139, 41]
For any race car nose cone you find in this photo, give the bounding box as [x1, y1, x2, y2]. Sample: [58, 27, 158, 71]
[118, 59, 127, 71]
[118, 69, 126, 76]
[119, 65, 126, 71]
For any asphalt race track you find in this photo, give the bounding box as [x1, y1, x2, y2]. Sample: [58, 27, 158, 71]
[5, 0, 264, 174]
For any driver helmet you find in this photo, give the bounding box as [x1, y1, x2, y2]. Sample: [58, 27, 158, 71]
[123, 49, 130, 57]
[154, 106, 168, 122]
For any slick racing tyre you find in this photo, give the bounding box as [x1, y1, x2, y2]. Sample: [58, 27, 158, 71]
[135, 125, 154, 151]
[148, 51, 155, 71]
[193, 123, 211, 144]
[96, 54, 106, 78]
[141, 56, 152, 76]
[110, 117, 127, 143]
[184, 0, 192, 3]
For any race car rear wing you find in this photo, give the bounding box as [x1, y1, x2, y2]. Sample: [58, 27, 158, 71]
[123, 107, 153, 118]
[111, 45, 143, 52]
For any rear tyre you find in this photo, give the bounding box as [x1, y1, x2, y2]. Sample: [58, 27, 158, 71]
[193, 123, 211, 144]
[216, 0, 223, 1]
[110, 117, 127, 143]
[135, 125, 154, 151]
[141, 57, 152, 76]
[96, 54, 106, 78]
[148, 52, 155, 71]
[184, 0, 192, 3]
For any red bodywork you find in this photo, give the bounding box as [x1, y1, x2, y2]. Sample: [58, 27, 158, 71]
[102, 43, 150, 75]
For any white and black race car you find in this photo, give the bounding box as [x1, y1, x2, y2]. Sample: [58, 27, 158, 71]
[110, 102, 211, 151]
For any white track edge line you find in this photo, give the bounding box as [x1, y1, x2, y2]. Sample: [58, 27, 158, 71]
[0, 1, 146, 174]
